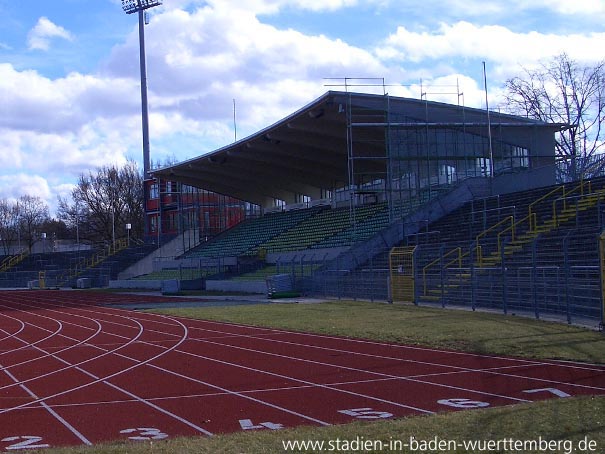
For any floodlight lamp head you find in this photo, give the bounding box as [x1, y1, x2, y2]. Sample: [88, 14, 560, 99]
[121, 0, 162, 14]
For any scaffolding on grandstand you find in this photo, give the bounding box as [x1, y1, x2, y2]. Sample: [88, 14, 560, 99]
[337, 78, 532, 242]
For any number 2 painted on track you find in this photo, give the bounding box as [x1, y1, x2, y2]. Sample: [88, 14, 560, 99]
[1, 436, 50, 451]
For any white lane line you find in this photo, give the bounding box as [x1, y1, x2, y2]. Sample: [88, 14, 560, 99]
[40, 304, 437, 415]
[0, 313, 63, 357]
[27, 341, 214, 437]
[0, 308, 142, 394]
[0, 312, 103, 372]
[174, 321, 605, 391]
[0, 319, 26, 346]
[185, 318, 605, 372]
[12, 302, 335, 428]
[6, 297, 599, 430]
[20, 303, 538, 403]
[32, 301, 605, 397]
[0, 310, 214, 438]
[1, 364, 92, 446]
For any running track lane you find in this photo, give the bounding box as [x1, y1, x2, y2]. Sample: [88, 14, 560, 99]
[0, 291, 603, 450]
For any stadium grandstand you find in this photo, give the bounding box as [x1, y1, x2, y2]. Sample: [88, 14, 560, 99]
[1, 90, 604, 327]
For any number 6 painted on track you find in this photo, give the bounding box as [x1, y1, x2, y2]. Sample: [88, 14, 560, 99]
[437, 398, 490, 409]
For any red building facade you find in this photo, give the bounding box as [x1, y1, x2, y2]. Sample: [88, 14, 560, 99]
[144, 178, 256, 244]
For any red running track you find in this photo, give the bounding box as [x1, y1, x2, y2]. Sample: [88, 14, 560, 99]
[0, 290, 603, 450]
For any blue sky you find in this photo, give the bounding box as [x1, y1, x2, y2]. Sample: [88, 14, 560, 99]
[0, 0, 604, 214]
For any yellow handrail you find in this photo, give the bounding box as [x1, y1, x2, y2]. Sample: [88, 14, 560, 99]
[422, 247, 462, 296]
[475, 216, 514, 266]
[58, 238, 130, 284]
[0, 249, 29, 273]
[552, 189, 602, 228]
[528, 186, 565, 231]
[528, 180, 590, 231]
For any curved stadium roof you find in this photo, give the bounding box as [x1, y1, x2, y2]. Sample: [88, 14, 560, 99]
[152, 91, 563, 208]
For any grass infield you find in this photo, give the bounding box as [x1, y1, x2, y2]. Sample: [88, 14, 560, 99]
[29, 300, 605, 453]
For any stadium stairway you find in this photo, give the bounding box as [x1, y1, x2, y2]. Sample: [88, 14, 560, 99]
[418, 177, 605, 311]
[0, 241, 158, 289]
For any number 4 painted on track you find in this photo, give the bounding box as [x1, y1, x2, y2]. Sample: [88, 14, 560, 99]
[239, 419, 284, 430]
[437, 398, 490, 409]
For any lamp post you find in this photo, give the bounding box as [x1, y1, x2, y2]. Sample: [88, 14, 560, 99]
[126, 223, 132, 246]
[121, 0, 162, 179]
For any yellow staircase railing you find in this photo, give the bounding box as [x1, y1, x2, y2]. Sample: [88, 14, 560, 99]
[57, 238, 130, 285]
[420, 179, 600, 299]
[482, 181, 599, 268]
[0, 249, 30, 273]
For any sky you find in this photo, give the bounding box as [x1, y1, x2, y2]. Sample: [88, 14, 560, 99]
[0, 0, 604, 215]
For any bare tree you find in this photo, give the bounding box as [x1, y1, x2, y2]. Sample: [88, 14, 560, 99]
[503, 53, 605, 181]
[17, 195, 51, 252]
[0, 199, 20, 255]
[58, 161, 144, 244]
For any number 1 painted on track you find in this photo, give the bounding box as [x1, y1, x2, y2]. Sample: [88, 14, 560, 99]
[523, 387, 571, 398]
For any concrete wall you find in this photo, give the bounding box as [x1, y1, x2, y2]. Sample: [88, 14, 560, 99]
[206, 280, 267, 294]
[118, 229, 202, 279]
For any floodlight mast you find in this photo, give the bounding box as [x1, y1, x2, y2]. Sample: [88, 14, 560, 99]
[121, 0, 162, 179]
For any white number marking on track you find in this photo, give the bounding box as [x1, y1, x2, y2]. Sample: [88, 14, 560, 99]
[1, 436, 50, 451]
[338, 407, 394, 419]
[119, 427, 168, 441]
[437, 398, 490, 409]
[522, 387, 571, 398]
[239, 419, 284, 430]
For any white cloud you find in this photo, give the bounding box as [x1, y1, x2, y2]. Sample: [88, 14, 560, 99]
[0, 174, 51, 202]
[378, 21, 605, 69]
[105, 5, 387, 131]
[27, 17, 74, 51]
[388, 0, 605, 18]
[518, 0, 605, 15]
[190, 0, 362, 14]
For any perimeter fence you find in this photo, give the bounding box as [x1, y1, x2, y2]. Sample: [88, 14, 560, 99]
[275, 228, 604, 327]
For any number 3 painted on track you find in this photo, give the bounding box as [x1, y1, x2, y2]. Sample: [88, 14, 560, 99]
[119, 427, 168, 441]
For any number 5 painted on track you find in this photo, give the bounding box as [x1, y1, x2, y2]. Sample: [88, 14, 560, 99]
[1, 436, 50, 451]
[437, 398, 490, 409]
[338, 407, 394, 419]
